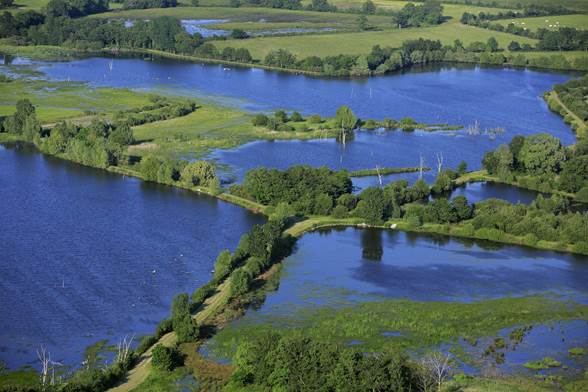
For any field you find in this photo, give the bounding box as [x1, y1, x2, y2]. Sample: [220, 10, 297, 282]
[500, 14, 588, 32]
[303, 0, 511, 20]
[215, 23, 537, 59]
[92, 6, 395, 30]
[435, 0, 588, 13]
[0, 78, 155, 123]
[5, 0, 123, 13]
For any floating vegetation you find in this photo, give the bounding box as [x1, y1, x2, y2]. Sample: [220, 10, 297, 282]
[568, 347, 586, 357]
[523, 356, 562, 370]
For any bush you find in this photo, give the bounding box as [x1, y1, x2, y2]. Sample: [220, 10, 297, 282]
[156, 318, 173, 337]
[252, 114, 269, 126]
[290, 112, 304, 122]
[136, 335, 158, 355]
[230, 268, 252, 298]
[308, 114, 322, 123]
[331, 204, 348, 219]
[152, 345, 182, 371]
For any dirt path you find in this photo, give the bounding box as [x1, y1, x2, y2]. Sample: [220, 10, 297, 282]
[107, 279, 231, 392]
[550, 91, 587, 136]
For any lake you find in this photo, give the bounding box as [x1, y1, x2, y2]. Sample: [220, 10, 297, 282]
[0, 144, 264, 369]
[0, 55, 583, 372]
[2, 56, 577, 184]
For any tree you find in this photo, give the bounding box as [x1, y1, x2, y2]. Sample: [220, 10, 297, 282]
[274, 109, 288, 123]
[290, 111, 303, 122]
[508, 40, 521, 51]
[494, 144, 514, 181]
[559, 156, 588, 192]
[230, 28, 249, 39]
[213, 250, 233, 281]
[452, 195, 473, 220]
[191, 0, 199, 5]
[519, 134, 565, 175]
[486, 37, 499, 52]
[109, 123, 135, 145]
[353, 187, 387, 224]
[171, 293, 199, 342]
[180, 160, 216, 187]
[149, 16, 183, 51]
[361, 0, 375, 14]
[356, 14, 369, 31]
[152, 345, 182, 371]
[335, 105, 357, 132]
[418, 352, 452, 392]
[457, 160, 467, 176]
[252, 114, 269, 126]
[230, 269, 252, 298]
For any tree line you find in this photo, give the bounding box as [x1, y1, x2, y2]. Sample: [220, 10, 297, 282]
[482, 133, 588, 200]
[548, 75, 588, 135]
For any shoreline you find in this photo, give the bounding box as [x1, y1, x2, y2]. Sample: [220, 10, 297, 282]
[1, 44, 587, 78]
[1, 138, 584, 256]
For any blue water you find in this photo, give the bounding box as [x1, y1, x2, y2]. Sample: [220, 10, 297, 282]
[2, 56, 576, 184]
[0, 144, 264, 369]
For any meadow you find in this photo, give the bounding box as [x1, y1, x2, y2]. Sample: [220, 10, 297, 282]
[215, 23, 537, 59]
[499, 14, 588, 32]
[92, 6, 395, 30]
[302, 0, 511, 20]
[435, 0, 588, 13]
[0, 78, 156, 123]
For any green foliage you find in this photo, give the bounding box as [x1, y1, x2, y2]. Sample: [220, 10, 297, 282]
[251, 114, 269, 126]
[213, 250, 233, 281]
[240, 165, 352, 214]
[152, 345, 182, 372]
[353, 187, 386, 225]
[334, 105, 357, 132]
[392, 1, 444, 28]
[180, 160, 217, 187]
[519, 134, 566, 175]
[227, 334, 418, 391]
[171, 293, 199, 343]
[331, 204, 348, 219]
[230, 269, 252, 299]
[523, 357, 561, 370]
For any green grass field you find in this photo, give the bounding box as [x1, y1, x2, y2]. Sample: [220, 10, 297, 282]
[436, 0, 588, 13]
[5, 0, 123, 13]
[499, 14, 588, 32]
[216, 23, 536, 59]
[92, 6, 394, 30]
[0, 78, 155, 123]
[304, 0, 510, 20]
[131, 105, 344, 158]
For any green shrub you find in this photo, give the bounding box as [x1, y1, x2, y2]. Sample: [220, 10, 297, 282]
[152, 345, 182, 371]
[252, 114, 269, 126]
[308, 114, 322, 124]
[332, 204, 348, 219]
[230, 269, 252, 299]
[136, 335, 158, 355]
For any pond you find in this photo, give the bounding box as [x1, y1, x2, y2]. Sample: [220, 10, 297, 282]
[200, 227, 588, 372]
[0, 144, 264, 369]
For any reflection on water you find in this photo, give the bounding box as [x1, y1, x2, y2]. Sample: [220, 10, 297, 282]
[236, 228, 588, 315]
